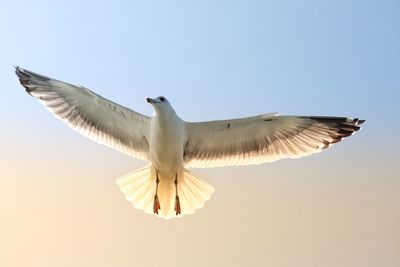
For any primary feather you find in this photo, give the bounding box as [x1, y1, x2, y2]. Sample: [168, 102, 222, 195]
[15, 66, 150, 160]
[184, 114, 364, 168]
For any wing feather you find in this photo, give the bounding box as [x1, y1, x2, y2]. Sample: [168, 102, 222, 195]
[16, 67, 150, 160]
[184, 115, 364, 168]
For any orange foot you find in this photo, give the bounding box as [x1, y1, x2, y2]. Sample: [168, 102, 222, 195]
[175, 196, 181, 215]
[153, 195, 161, 214]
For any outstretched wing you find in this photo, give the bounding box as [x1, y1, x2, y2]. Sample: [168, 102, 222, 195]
[184, 114, 365, 168]
[16, 66, 150, 160]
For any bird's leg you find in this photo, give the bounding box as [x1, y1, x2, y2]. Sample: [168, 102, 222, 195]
[153, 172, 161, 214]
[174, 173, 181, 215]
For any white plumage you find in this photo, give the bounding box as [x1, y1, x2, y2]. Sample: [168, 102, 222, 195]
[16, 67, 365, 219]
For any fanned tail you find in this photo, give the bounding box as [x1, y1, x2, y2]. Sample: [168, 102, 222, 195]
[178, 169, 215, 217]
[116, 166, 214, 219]
[116, 166, 156, 214]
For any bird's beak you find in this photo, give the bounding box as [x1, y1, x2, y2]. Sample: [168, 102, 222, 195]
[146, 98, 160, 105]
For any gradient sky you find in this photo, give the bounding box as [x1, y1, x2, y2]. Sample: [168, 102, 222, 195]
[1, 1, 399, 267]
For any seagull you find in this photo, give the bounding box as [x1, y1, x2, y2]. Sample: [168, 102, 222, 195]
[15, 66, 365, 219]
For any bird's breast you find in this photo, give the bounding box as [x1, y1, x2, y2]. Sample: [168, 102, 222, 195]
[149, 115, 185, 175]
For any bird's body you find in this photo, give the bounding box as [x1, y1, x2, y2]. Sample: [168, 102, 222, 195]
[15, 66, 365, 219]
[149, 104, 185, 179]
[148, 103, 187, 216]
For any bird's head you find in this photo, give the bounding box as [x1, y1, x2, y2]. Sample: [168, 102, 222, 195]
[146, 96, 175, 115]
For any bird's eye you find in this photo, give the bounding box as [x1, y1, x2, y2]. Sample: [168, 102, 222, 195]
[160, 97, 165, 102]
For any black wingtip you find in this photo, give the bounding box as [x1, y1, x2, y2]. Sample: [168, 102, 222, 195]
[15, 66, 35, 95]
[15, 65, 23, 77]
[15, 65, 25, 74]
[358, 119, 366, 125]
[306, 116, 365, 145]
[15, 66, 31, 80]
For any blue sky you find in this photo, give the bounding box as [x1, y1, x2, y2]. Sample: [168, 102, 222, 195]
[0, 1, 399, 267]
[1, 0, 399, 161]
[1, 0, 399, 123]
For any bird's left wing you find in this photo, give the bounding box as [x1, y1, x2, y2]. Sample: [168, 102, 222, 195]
[16, 67, 150, 160]
[184, 114, 364, 168]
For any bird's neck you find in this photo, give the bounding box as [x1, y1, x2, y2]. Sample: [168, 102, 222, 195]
[154, 110, 181, 126]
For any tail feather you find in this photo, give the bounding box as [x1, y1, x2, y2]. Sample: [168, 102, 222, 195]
[117, 166, 155, 212]
[116, 166, 214, 219]
[182, 170, 214, 208]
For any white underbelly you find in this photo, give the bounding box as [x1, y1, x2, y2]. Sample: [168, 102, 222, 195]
[149, 118, 185, 178]
[151, 140, 183, 173]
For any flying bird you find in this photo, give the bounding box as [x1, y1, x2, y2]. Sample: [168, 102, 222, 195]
[15, 66, 365, 219]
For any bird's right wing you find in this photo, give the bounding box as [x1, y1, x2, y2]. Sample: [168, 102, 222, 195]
[184, 114, 365, 168]
[16, 67, 151, 160]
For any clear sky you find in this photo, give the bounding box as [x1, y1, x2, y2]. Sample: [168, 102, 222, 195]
[0, 1, 399, 267]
